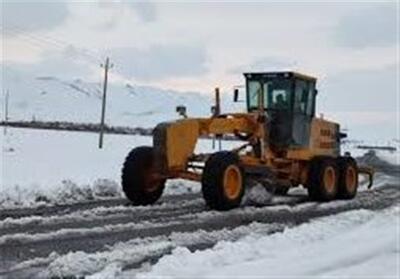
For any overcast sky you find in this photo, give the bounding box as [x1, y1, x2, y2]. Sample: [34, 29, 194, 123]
[1, 1, 399, 140]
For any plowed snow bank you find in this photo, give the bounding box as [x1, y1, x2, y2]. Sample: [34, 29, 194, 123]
[136, 206, 400, 279]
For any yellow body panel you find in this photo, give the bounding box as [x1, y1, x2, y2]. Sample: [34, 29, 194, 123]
[198, 116, 257, 135]
[155, 113, 340, 188]
[156, 115, 258, 171]
[164, 119, 199, 170]
[287, 117, 339, 160]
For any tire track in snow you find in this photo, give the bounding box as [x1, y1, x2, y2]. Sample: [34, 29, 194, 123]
[0, 190, 305, 237]
[0, 197, 206, 236]
[3, 185, 399, 279]
[0, 192, 199, 221]
[4, 222, 286, 278]
[0, 182, 398, 274]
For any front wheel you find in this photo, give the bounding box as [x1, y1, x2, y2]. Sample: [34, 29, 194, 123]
[202, 152, 245, 210]
[121, 146, 165, 205]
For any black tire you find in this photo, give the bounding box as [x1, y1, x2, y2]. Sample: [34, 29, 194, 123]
[121, 146, 165, 205]
[307, 157, 339, 201]
[337, 157, 358, 199]
[202, 152, 245, 210]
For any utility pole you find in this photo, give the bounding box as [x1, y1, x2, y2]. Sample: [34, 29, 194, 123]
[99, 57, 113, 149]
[212, 88, 222, 150]
[3, 89, 9, 135]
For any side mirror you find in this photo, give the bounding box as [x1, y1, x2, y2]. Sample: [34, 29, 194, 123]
[211, 105, 216, 115]
[314, 89, 318, 95]
[176, 105, 187, 118]
[233, 88, 239, 102]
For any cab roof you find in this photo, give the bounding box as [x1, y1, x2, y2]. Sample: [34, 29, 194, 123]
[243, 71, 317, 82]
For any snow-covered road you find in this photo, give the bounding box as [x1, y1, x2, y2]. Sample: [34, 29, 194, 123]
[137, 205, 400, 279]
[1, 177, 399, 278]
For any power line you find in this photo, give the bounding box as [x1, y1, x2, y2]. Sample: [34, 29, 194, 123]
[1, 25, 103, 65]
[2, 25, 134, 83]
[2, 34, 98, 67]
[3, 24, 104, 61]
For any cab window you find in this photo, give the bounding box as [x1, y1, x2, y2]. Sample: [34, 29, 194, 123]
[306, 84, 315, 116]
[247, 78, 292, 111]
[294, 80, 309, 114]
[248, 80, 262, 109]
[269, 88, 290, 110]
[265, 80, 291, 110]
[294, 79, 315, 116]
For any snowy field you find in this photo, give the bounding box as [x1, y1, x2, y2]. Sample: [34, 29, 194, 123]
[0, 127, 398, 209]
[0, 128, 243, 208]
[1, 127, 398, 208]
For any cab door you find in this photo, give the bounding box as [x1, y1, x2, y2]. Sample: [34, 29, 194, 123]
[263, 78, 294, 148]
[292, 79, 316, 147]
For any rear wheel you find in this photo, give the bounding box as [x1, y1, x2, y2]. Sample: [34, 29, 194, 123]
[307, 157, 338, 201]
[202, 152, 245, 210]
[337, 157, 358, 199]
[121, 146, 165, 205]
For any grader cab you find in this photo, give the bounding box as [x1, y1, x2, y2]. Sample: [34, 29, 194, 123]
[122, 71, 374, 210]
[244, 72, 318, 148]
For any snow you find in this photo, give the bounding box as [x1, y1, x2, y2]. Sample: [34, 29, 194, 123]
[1, 196, 294, 246]
[36, 222, 283, 278]
[342, 141, 400, 166]
[1, 54, 398, 279]
[29, 205, 397, 278]
[378, 151, 400, 166]
[0, 70, 398, 209]
[243, 184, 274, 206]
[0, 220, 156, 246]
[1, 126, 398, 209]
[0, 198, 204, 230]
[46, 242, 172, 278]
[0, 74, 243, 128]
[0, 111, 397, 209]
[87, 263, 123, 279]
[1, 128, 150, 195]
[0, 128, 240, 208]
[6, 181, 398, 278]
[137, 206, 400, 279]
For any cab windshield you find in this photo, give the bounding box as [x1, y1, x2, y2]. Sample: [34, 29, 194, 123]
[247, 79, 292, 111]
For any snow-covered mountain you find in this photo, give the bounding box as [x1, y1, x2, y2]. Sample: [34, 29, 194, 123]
[2, 73, 244, 128]
[2, 70, 397, 147]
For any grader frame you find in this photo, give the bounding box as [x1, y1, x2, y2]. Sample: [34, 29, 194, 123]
[122, 71, 374, 210]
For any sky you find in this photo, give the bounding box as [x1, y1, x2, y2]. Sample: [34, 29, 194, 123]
[1, 0, 399, 140]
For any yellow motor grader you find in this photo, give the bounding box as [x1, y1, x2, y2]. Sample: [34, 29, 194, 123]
[122, 71, 374, 210]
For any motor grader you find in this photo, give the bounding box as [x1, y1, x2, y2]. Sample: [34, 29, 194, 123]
[121, 71, 374, 210]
